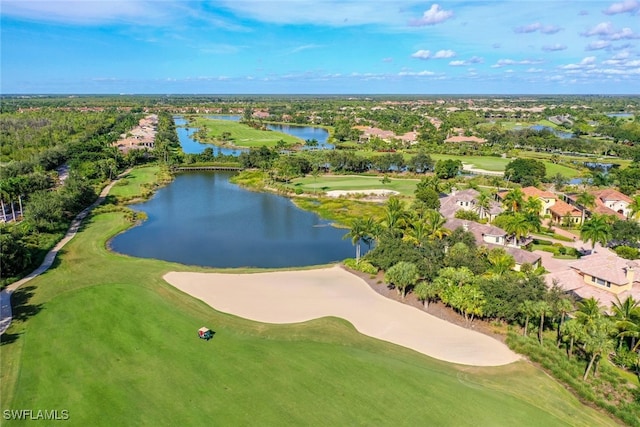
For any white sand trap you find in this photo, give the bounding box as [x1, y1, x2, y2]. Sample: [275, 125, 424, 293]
[164, 266, 519, 366]
[325, 189, 399, 198]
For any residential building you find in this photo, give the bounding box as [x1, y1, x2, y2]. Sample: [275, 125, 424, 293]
[549, 199, 583, 225]
[444, 218, 541, 270]
[546, 250, 640, 309]
[439, 188, 502, 221]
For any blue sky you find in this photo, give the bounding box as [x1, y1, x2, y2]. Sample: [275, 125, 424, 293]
[2, 1, 639, 94]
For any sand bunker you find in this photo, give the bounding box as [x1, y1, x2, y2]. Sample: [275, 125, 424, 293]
[325, 189, 399, 198]
[164, 266, 519, 366]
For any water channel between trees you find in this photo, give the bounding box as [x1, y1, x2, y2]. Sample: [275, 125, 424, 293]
[110, 118, 358, 268]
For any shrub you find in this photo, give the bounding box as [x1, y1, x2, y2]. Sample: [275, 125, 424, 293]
[343, 258, 378, 274]
[615, 245, 640, 260]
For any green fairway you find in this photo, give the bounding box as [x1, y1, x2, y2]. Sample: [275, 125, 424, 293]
[0, 169, 618, 426]
[430, 154, 581, 178]
[191, 117, 301, 148]
[290, 175, 419, 196]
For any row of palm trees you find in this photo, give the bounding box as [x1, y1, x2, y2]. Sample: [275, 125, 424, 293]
[520, 292, 640, 380]
[343, 197, 449, 264]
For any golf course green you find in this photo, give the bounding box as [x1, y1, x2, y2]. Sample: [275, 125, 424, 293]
[191, 117, 301, 148]
[0, 169, 618, 426]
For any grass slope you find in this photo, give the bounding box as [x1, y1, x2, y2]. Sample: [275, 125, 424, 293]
[192, 117, 301, 148]
[290, 175, 419, 196]
[0, 171, 618, 426]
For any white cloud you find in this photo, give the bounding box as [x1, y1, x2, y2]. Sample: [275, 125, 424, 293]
[449, 56, 483, 66]
[491, 58, 543, 68]
[411, 49, 456, 60]
[398, 70, 436, 76]
[382, 57, 393, 63]
[514, 22, 562, 34]
[288, 44, 323, 54]
[582, 22, 640, 40]
[411, 50, 432, 59]
[433, 50, 456, 59]
[409, 4, 454, 26]
[560, 56, 597, 70]
[603, 0, 640, 15]
[587, 40, 612, 50]
[542, 44, 567, 52]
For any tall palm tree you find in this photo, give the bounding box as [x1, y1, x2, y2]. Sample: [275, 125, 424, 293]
[404, 219, 428, 247]
[580, 214, 612, 253]
[576, 191, 596, 225]
[383, 196, 407, 232]
[343, 218, 368, 264]
[575, 297, 604, 333]
[582, 318, 614, 380]
[611, 296, 640, 350]
[561, 319, 584, 359]
[535, 300, 552, 344]
[502, 187, 524, 213]
[519, 300, 537, 337]
[423, 209, 449, 240]
[473, 192, 492, 220]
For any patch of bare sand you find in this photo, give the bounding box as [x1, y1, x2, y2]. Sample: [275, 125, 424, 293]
[164, 266, 520, 366]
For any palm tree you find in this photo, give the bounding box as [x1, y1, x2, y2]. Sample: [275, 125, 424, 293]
[582, 318, 614, 380]
[611, 296, 640, 350]
[404, 219, 428, 247]
[383, 196, 407, 232]
[486, 248, 515, 276]
[502, 187, 524, 213]
[561, 319, 584, 359]
[523, 197, 543, 217]
[518, 300, 537, 337]
[580, 214, 612, 253]
[503, 213, 532, 246]
[628, 195, 640, 220]
[414, 281, 439, 309]
[423, 209, 449, 240]
[575, 191, 596, 225]
[535, 300, 552, 344]
[473, 192, 492, 220]
[575, 297, 604, 333]
[343, 218, 368, 264]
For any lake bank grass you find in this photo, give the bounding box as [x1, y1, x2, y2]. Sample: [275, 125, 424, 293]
[289, 175, 419, 196]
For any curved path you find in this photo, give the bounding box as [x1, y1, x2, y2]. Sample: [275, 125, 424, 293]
[164, 266, 521, 367]
[0, 169, 132, 335]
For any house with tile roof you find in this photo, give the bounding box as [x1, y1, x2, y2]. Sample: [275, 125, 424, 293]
[439, 188, 502, 221]
[497, 186, 557, 216]
[549, 199, 583, 226]
[546, 250, 640, 309]
[564, 188, 633, 221]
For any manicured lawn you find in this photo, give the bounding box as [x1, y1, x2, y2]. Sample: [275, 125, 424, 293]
[431, 154, 508, 171]
[290, 175, 419, 196]
[430, 154, 581, 178]
[191, 117, 301, 148]
[109, 166, 161, 199]
[0, 168, 618, 426]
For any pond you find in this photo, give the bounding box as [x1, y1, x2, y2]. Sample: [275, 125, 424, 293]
[529, 125, 574, 139]
[110, 172, 359, 268]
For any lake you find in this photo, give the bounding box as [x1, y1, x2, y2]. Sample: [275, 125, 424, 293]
[111, 118, 357, 268]
[110, 172, 358, 268]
